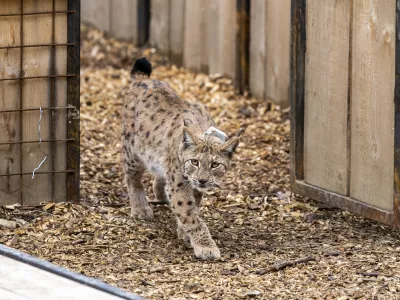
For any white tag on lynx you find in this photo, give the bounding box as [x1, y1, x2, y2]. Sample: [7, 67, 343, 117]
[204, 126, 228, 142]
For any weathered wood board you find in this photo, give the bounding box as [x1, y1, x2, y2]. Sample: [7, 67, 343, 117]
[169, 0, 185, 65]
[183, 0, 209, 72]
[81, 0, 110, 33]
[79, 0, 292, 105]
[304, 0, 351, 195]
[265, 0, 291, 107]
[207, 0, 236, 79]
[150, 0, 170, 55]
[0, 255, 128, 300]
[81, 0, 148, 46]
[110, 0, 138, 42]
[249, 0, 265, 100]
[0, 0, 69, 205]
[0, 1, 21, 205]
[22, 0, 53, 204]
[350, 0, 395, 211]
[54, 0, 68, 203]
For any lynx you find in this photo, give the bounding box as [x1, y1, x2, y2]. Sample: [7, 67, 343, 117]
[122, 58, 244, 259]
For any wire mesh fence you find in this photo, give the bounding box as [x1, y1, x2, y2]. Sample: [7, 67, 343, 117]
[0, 0, 80, 206]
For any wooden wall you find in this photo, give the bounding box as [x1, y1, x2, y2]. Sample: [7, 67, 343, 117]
[81, 0, 145, 45]
[250, 0, 291, 107]
[81, 0, 291, 107]
[150, 0, 237, 80]
[0, 0, 72, 205]
[303, 0, 395, 211]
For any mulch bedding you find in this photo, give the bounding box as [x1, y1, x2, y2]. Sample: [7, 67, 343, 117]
[1, 25, 400, 299]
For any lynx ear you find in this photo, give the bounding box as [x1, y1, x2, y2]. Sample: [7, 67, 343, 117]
[182, 126, 198, 148]
[221, 127, 245, 159]
[221, 137, 240, 159]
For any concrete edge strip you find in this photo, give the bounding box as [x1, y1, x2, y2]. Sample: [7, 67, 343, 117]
[0, 244, 145, 300]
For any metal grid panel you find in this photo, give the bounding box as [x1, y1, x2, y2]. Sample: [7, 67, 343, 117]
[0, 0, 80, 204]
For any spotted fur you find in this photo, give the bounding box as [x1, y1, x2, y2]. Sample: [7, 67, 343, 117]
[122, 58, 244, 260]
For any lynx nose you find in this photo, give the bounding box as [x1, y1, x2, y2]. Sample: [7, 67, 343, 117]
[198, 179, 208, 185]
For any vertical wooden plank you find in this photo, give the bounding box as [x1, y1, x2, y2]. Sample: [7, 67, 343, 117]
[149, 0, 169, 55]
[265, 0, 291, 107]
[169, 0, 184, 65]
[22, 0, 53, 205]
[200, 0, 209, 73]
[137, 0, 150, 46]
[67, 0, 80, 203]
[290, 0, 306, 184]
[81, 0, 110, 32]
[53, 0, 68, 202]
[249, 0, 265, 100]
[350, 0, 395, 211]
[183, 0, 208, 72]
[207, 0, 219, 74]
[394, 0, 400, 227]
[304, 0, 350, 195]
[0, 1, 21, 205]
[208, 0, 236, 79]
[235, 0, 250, 93]
[110, 0, 138, 42]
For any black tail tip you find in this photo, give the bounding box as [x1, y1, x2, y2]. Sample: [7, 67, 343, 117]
[131, 57, 152, 78]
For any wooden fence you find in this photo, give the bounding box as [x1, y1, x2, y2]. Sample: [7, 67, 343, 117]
[0, 0, 80, 206]
[291, 0, 399, 228]
[81, 0, 291, 107]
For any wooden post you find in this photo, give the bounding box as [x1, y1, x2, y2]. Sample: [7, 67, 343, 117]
[290, 0, 306, 184]
[67, 0, 80, 203]
[137, 0, 150, 46]
[236, 0, 250, 93]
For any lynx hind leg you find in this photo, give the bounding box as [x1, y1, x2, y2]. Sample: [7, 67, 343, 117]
[153, 177, 170, 204]
[124, 155, 153, 221]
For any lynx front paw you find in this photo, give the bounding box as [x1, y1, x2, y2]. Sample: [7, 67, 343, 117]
[193, 244, 221, 260]
[177, 226, 191, 247]
[131, 207, 154, 221]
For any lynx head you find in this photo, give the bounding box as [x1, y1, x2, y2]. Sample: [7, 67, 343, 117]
[180, 126, 245, 192]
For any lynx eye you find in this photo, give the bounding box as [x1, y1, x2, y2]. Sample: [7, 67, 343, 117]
[190, 159, 199, 167]
[210, 162, 220, 169]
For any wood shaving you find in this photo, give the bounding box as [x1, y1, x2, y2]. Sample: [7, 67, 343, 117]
[1, 24, 400, 299]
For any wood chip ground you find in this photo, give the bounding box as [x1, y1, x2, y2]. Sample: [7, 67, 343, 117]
[1, 25, 400, 299]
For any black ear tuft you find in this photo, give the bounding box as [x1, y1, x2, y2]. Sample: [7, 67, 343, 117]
[131, 57, 152, 78]
[221, 137, 240, 159]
